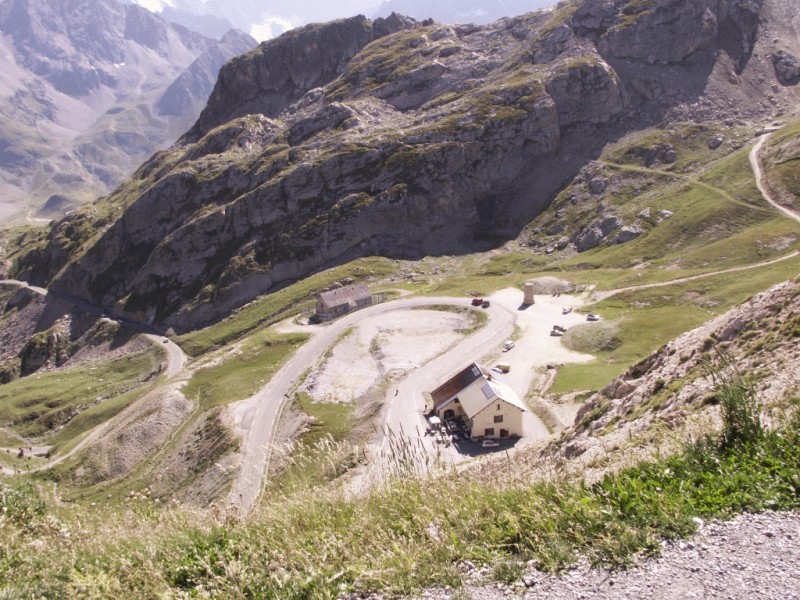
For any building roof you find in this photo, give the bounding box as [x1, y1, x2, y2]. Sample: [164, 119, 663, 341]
[318, 284, 371, 312]
[485, 380, 527, 412]
[431, 362, 526, 419]
[430, 363, 488, 409]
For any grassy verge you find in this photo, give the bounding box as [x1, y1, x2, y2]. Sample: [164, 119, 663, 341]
[175, 258, 398, 357]
[0, 429, 24, 447]
[182, 331, 309, 409]
[550, 255, 800, 394]
[46, 386, 152, 454]
[270, 392, 360, 492]
[0, 344, 163, 442]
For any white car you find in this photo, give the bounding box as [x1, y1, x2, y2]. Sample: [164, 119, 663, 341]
[502, 340, 515, 352]
[481, 439, 499, 448]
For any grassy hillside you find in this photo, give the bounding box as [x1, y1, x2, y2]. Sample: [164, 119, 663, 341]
[0, 341, 164, 457]
[1, 394, 798, 597]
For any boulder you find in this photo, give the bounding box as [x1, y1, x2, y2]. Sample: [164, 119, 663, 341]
[772, 50, 800, 85]
[589, 177, 609, 195]
[563, 440, 588, 459]
[612, 224, 644, 245]
[575, 226, 605, 252]
[287, 103, 357, 146]
[708, 135, 725, 149]
[544, 55, 623, 127]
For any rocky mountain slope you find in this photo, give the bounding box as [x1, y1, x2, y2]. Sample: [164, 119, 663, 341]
[569, 277, 800, 464]
[0, 0, 255, 221]
[9, 0, 800, 332]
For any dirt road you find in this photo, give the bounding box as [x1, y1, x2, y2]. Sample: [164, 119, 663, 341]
[592, 134, 800, 302]
[0, 279, 187, 472]
[230, 296, 534, 514]
[750, 131, 800, 225]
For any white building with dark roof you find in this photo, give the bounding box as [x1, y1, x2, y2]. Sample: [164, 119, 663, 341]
[429, 362, 526, 440]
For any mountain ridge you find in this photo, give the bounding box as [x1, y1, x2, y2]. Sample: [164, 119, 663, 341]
[8, 0, 800, 333]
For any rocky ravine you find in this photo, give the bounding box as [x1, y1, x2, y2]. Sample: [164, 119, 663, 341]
[11, 0, 799, 331]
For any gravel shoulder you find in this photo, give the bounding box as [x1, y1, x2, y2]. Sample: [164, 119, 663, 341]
[417, 511, 800, 600]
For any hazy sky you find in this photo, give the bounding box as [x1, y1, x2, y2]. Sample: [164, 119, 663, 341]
[133, 0, 384, 39]
[131, 0, 555, 41]
[245, 0, 384, 39]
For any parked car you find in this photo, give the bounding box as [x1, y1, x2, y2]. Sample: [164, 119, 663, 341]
[481, 439, 499, 448]
[503, 340, 515, 352]
[481, 300, 491, 308]
[495, 362, 511, 373]
[471, 298, 484, 306]
[562, 306, 573, 315]
[587, 313, 600, 321]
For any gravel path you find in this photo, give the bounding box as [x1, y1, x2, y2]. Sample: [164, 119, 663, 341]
[416, 511, 800, 600]
[750, 132, 800, 225]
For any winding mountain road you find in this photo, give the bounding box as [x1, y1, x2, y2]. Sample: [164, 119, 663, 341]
[230, 296, 520, 514]
[3, 128, 798, 507]
[0, 278, 187, 472]
[0, 279, 186, 376]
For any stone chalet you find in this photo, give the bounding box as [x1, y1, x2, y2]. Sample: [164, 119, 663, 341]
[315, 283, 373, 322]
[429, 362, 527, 441]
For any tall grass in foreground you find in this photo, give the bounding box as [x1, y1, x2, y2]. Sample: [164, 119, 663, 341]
[701, 349, 763, 447]
[2, 400, 799, 598]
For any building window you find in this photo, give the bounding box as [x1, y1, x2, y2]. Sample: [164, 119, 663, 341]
[497, 403, 501, 410]
[484, 428, 494, 437]
[494, 415, 503, 424]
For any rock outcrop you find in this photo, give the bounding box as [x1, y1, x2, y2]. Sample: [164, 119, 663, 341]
[772, 50, 800, 85]
[186, 14, 415, 141]
[574, 0, 761, 68]
[10, 0, 788, 331]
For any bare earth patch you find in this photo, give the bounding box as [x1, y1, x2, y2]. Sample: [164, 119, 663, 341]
[301, 309, 473, 403]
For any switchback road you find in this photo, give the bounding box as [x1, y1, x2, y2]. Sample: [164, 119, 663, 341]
[229, 295, 524, 515]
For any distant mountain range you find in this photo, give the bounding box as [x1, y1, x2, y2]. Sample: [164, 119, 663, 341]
[0, 0, 255, 221]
